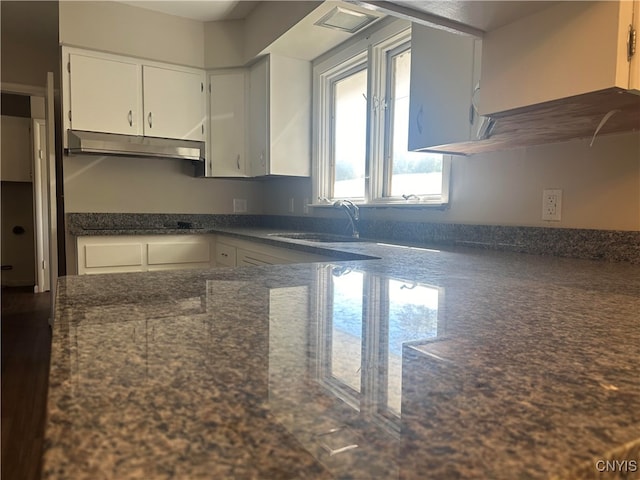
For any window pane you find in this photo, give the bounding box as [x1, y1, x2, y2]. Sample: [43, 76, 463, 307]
[333, 68, 367, 198]
[389, 50, 443, 197]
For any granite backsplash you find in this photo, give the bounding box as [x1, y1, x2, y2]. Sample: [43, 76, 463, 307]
[67, 213, 640, 264]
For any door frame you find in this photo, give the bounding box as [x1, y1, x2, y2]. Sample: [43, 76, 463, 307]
[31, 118, 50, 293]
[1, 79, 57, 300]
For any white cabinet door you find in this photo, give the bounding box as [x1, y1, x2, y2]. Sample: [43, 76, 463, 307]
[208, 71, 247, 177]
[78, 239, 145, 275]
[142, 65, 205, 141]
[408, 24, 475, 151]
[269, 54, 311, 176]
[248, 58, 269, 177]
[215, 241, 237, 267]
[69, 53, 142, 135]
[248, 55, 311, 177]
[215, 235, 337, 267]
[76, 235, 215, 275]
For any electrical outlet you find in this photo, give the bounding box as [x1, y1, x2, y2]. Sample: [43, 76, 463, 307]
[542, 189, 562, 221]
[288, 197, 295, 213]
[233, 198, 247, 213]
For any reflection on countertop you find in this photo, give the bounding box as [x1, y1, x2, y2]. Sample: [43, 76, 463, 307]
[43, 240, 640, 479]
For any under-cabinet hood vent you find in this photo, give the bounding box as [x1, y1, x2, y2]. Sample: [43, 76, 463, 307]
[314, 6, 379, 34]
[67, 130, 205, 162]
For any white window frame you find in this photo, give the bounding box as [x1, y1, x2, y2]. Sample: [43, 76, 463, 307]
[312, 20, 452, 208]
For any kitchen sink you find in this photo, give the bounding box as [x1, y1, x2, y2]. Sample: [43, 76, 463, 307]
[269, 232, 364, 243]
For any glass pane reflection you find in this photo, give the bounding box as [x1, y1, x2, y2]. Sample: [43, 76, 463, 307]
[312, 267, 444, 429]
[330, 272, 364, 393]
[386, 280, 439, 416]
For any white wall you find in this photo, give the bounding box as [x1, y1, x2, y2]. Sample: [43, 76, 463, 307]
[263, 132, 640, 231]
[63, 155, 264, 214]
[59, 1, 205, 67]
[204, 20, 245, 68]
[203, 1, 322, 69]
[243, 1, 320, 61]
[1, 1, 58, 87]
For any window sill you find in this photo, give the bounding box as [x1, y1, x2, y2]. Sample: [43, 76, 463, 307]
[310, 202, 449, 210]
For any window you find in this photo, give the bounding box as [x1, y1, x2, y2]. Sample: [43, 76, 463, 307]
[384, 48, 446, 199]
[314, 23, 451, 206]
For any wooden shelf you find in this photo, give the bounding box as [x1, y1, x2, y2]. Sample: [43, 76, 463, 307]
[420, 88, 640, 155]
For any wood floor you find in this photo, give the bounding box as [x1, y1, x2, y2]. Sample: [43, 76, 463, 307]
[1, 287, 52, 480]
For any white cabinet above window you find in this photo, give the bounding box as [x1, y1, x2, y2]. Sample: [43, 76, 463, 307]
[479, 0, 639, 115]
[407, 24, 478, 153]
[62, 47, 206, 148]
[405, 0, 639, 155]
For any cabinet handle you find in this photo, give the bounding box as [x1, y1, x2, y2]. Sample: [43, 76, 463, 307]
[148, 112, 153, 128]
[416, 105, 423, 135]
[236, 154, 240, 170]
[128, 110, 133, 127]
[221, 253, 228, 257]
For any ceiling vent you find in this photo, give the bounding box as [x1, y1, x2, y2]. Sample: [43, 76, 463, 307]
[314, 6, 379, 34]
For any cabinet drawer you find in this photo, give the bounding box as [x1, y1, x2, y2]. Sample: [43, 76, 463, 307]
[84, 243, 143, 268]
[148, 242, 210, 265]
[216, 242, 237, 267]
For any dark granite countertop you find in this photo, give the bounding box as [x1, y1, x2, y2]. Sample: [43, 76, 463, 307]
[44, 230, 640, 479]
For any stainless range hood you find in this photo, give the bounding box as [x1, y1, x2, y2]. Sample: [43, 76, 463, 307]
[67, 130, 205, 162]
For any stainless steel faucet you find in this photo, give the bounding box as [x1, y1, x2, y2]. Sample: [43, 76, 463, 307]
[333, 200, 359, 238]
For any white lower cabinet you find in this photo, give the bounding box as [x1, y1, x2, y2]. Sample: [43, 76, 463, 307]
[77, 234, 338, 274]
[215, 236, 336, 267]
[215, 241, 237, 267]
[77, 235, 216, 275]
[147, 240, 212, 271]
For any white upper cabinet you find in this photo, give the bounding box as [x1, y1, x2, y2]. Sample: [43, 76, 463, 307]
[62, 47, 206, 146]
[408, 24, 477, 152]
[207, 70, 248, 177]
[68, 53, 142, 136]
[248, 54, 311, 177]
[143, 66, 205, 141]
[479, 0, 639, 115]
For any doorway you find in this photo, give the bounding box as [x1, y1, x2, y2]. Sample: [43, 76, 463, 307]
[1, 92, 50, 293]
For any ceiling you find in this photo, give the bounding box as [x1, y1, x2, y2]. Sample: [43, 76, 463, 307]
[118, 1, 559, 35]
[117, 1, 260, 21]
[355, 1, 558, 34]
